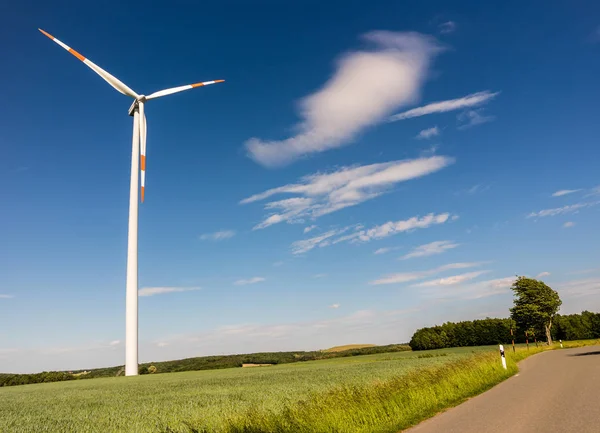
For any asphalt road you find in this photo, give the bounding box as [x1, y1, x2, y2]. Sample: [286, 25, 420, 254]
[406, 345, 600, 433]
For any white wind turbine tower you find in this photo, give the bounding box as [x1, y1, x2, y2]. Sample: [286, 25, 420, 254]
[39, 29, 224, 376]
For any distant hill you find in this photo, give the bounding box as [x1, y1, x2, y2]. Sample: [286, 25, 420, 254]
[324, 344, 376, 352]
[0, 344, 411, 387]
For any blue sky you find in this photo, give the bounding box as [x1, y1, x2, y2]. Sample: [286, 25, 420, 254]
[1, 0, 600, 373]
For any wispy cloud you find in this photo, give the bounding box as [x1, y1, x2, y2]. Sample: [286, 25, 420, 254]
[374, 247, 400, 255]
[139, 287, 201, 297]
[416, 126, 440, 139]
[457, 109, 495, 129]
[0, 294, 14, 299]
[457, 184, 491, 195]
[242, 156, 454, 230]
[421, 276, 515, 300]
[291, 212, 452, 254]
[354, 213, 453, 242]
[273, 261, 284, 267]
[401, 240, 459, 260]
[245, 31, 442, 167]
[313, 273, 328, 278]
[234, 277, 266, 286]
[557, 278, 600, 297]
[584, 186, 600, 197]
[411, 270, 490, 288]
[536, 272, 550, 278]
[389, 90, 499, 122]
[527, 201, 600, 218]
[552, 189, 581, 197]
[109, 340, 121, 346]
[438, 21, 456, 34]
[329, 303, 341, 309]
[304, 225, 317, 234]
[563, 221, 575, 228]
[200, 230, 236, 241]
[369, 262, 485, 285]
[567, 268, 598, 276]
[291, 225, 358, 254]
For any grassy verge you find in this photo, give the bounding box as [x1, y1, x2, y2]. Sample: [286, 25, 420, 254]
[175, 340, 598, 433]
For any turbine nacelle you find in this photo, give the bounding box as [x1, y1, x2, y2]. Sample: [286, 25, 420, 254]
[128, 97, 147, 116]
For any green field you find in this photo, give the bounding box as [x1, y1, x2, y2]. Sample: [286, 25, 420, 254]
[1, 342, 596, 433]
[0, 346, 490, 433]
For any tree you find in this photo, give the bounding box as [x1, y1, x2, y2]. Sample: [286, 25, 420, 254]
[510, 276, 562, 345]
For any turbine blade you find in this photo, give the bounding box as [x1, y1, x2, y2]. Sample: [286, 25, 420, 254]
[139, 102, 147, 203]
[145, 79, 224, 100]
[39, 29, 139, 99]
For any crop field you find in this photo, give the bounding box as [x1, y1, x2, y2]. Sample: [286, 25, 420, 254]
[1, 342, 596, 433]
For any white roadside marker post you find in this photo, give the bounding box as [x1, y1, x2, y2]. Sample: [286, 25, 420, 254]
[560, 340, 563, 348]
[499, 344, 507, 370]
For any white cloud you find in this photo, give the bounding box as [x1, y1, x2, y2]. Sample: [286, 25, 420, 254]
[374, 247, 400, 255]
[557, 278, 600, 297]
[552, 189, 581, 197]
[304, 225, 317, 234]
[234, 277, 266, 286]
[456, 184, 490, 196]
[352, 213, 452, 242]
[567, 268, 597, 276]
[200, 230, 236, 241]
[0, 294, 14, 299]
[152, 308, 419, 362]
[369, 262, 485, 285]
[411, 270, 490, 288]
[416, 126, 440, 139]
[584, 185, 600, 197]
[139, 287, 201, 297]
[242, 156, 454, 229]
[468, 184, 488, 194]
[563, 221, 575, 228]
[457, 109, 495, 129]
[401, 240, 459, 260]
[157, 342, 169, 348]
[527, 201, 600, 218]
[292, 213, 453, 255]
[245, 32, 442, 167]
[109, 340, 120, 346]
[291, 227, 353, 254]
[424, 277, 515, 300]
[536, 272, 551, 278]
[389, 90, 499, 122]
[438, 21, 456, 34]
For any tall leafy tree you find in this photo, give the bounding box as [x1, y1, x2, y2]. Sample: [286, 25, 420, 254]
[510, 276, 562, 345]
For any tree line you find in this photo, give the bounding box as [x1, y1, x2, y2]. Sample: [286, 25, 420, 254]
[0, 344, 411, 387]
[409, 311, 600, 351]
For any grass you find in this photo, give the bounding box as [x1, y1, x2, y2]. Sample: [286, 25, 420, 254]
[1, 341, 597, 433]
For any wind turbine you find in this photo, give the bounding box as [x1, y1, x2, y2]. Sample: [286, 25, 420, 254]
[39, 29, 224, 376]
